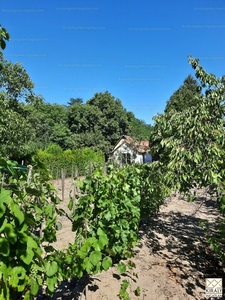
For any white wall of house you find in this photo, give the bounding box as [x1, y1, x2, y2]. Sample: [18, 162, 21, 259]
[112, 142, 144, 165]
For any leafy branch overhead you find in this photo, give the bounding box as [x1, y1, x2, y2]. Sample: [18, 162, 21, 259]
[0, 25, 10, 50]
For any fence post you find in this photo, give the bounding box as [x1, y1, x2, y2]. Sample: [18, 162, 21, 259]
[1, 173, 5, 188]
[71, 165, 74, 178]
[61, 168, 66, 201]
[27, 165, 33, 184]
[104, 164, 107, 175]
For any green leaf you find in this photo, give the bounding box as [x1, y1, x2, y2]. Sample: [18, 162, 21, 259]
[56, 221, 62, 230]
[27, 236, 38, 249]
[46, 276, 57, 293]
[46, 261, 58, 277]
[0, 238, 10, 256]
[117, 262, 126, 274]
[97, 234, 109, 249]
[102, 256, 112, 271]
[104, 211, 111, 221]
[9, 266, 26, 288]
[30, 277, 39, 296]
[0, 202, 6, 219]
[0, 261, 8, 281]
[45, 204, 54, 218]
[89, 250, 102, 266]
[4, 224, 17, 244]
[10, 202, 24, 225]
[68, 198, 74, 211]
[20, 247, 34, 265]
[1, 39, 6, 50]
[24, 290, 31, 300]
[135, 286, 141, 296]
[83, 257, 93, 273]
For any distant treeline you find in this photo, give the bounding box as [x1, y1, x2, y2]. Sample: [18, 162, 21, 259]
[0, 51, 153, 162]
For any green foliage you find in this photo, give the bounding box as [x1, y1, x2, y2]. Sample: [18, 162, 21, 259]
[127, 111, 153, 140]
[0, 52, 35, 106]
[65, 163, 168, 283]
[118, 280, 130, 300]
[0, 157, 65, 299]
[165, 75, 201, 113]
[67, 91, 130, 153]
[69, 166, 141, 264]
[67, 97, 83, 105]
[25, 102, 72, 151]
[150, 55, 225, 261]
[0, 25, 10, 50]
[135, 286, 141, 296]
[0, 98, 36, 159]
[35, 146, 105, 178]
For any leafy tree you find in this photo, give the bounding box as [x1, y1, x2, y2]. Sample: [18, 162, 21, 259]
[0, 96, 35, 159]
[50, 124, 74, 150]
[127, 111, 153, 140]
[165, 75, 201, 113]
[67, 102, 101, 134]
[150, 55, 225, 260]
[86, 91, 129, 151]
[151, 75, 202, 161]
[67, 97, 83, 106]
[0, 52, 35, 111]
[25, 102, 71, 150]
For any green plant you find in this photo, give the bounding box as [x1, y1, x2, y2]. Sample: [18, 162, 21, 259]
[149, 55, 225, 262]
[118, 280, 130, 300]
[0, 157, 65, 299]
[66, 165, 141, 279]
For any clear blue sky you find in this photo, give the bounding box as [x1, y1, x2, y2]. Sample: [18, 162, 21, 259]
[1, 0, 225, 124]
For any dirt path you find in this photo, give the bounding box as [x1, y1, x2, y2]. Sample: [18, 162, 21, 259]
[37, 179, 225, 300]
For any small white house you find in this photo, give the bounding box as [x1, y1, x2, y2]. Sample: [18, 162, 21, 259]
[110, 135, 152, 166]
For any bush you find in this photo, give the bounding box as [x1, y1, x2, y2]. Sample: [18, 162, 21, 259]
[35, 146, 105, 178]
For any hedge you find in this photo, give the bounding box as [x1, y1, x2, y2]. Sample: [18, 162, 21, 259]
[34, 145, 105, 178]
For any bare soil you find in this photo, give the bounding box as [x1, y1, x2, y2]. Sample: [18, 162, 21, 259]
[37, 178, 225, 300]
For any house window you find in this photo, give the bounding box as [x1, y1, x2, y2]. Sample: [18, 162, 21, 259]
[122, 153, 131, 165]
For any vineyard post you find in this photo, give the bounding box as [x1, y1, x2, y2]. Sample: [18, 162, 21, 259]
[104, 164, 107, 175]
[61, 168, 66, 201]
[71, 165, 74, 178]
[73, 169, 79, 205]
[27, 165, 33, 184]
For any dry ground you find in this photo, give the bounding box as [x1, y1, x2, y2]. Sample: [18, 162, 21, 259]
[36, 178, 225, 300]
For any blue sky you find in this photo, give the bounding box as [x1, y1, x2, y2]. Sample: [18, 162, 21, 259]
[1, 0, 225, 124]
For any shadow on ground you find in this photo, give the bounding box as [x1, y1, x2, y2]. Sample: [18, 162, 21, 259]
[35, 275, 100, 300]
[138, 193, 225, 299]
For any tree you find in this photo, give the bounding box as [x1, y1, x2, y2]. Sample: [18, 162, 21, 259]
[165, 75, 202, 113]
[150, 55, 225, 260]
[0, 96, 35, 159]
[0, 52, 35, 108]
[25, 102, 70, 150]
[67, 92, 130, 153]
[151, 75, 202, 161]
[67, 97, 83, 106]
[127, 111, 153, 140]
[86, 91, 129, 151]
